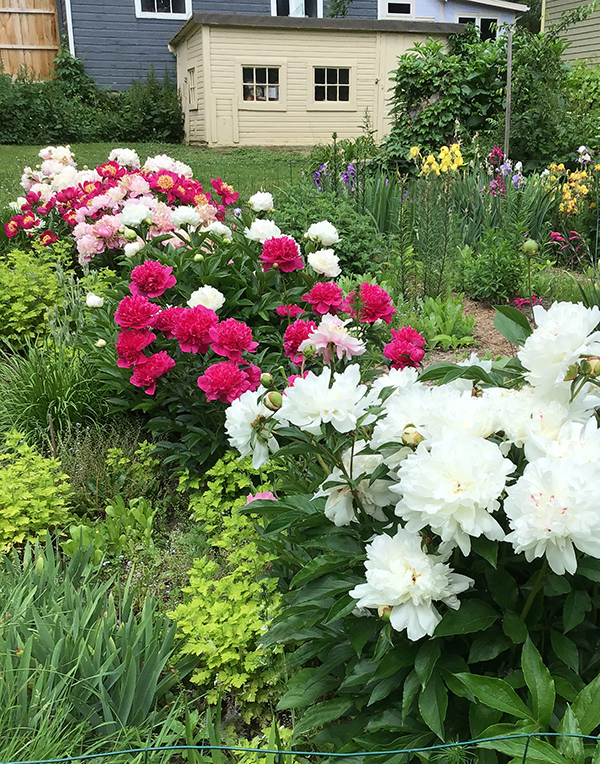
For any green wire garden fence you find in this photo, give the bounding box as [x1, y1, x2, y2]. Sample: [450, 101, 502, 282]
[3, 733, 599, 764]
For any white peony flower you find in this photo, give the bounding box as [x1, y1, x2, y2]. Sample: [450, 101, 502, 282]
[50, 166, 78, 191]
[124, 241, 143, 258]
[305, 220, 340, 246]
[393, 435, 514, 555]
[187, 285, 225, 311]
[278, 365, 367, 436]
[350, 529, 474, 641]
[85, 292, 104, 308]
[120, 202, 152, 227]
[9, 197, 27, 212]
[95, 339, 107, 348]
[170, 206, 202, 229]
[203, 221, 232, 242]
[314, 440, 395, 526]
[244, 219, 281, 243]
[108, 148, 141, 169]
[143, 154, 193, 178]
[524, 417, 600, 463]
[518, 301, 600, 401]
[504, 457, 600, 574]
[308, 249, 341, 277]
[248, 191, 275, 212]
[225, 387, 280, 469]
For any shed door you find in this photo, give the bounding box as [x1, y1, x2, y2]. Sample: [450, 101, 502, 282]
[215, 97, 237, 146]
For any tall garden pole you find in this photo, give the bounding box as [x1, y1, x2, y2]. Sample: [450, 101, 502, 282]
[504, 27, 513, 159]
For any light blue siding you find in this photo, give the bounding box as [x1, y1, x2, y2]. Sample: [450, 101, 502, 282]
[444, 0, 515, 24]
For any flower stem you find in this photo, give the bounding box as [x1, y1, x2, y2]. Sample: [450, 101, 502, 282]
[520, 559, 548, 622]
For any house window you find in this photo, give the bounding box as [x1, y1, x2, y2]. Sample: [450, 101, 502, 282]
[187, 67, 196, 107]
[242, 67, 280, 102]
[314, 67, 350, 103]
[272, 0, 322, 17]
[378, 0, 413, 17]
[135, 0, 191, 18]
[457, 16, 499, 40]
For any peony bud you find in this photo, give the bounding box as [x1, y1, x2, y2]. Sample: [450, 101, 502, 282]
[302, 344, 316, 358]
[35, 555, 44, 575]
[582, 357, 600, 377]
[264, 391, 283, 411]
[260, 372, 273, 388]
[563, 363, 579, 381]
[194, 253, 204, 262]
[95, 338, 107, 348]
[521, 239, 539, 257]
[402, 425, 424, 447]
[86, 292, 104, 308]
[378, 605, 392, 620]
[123, 227, 138, 241]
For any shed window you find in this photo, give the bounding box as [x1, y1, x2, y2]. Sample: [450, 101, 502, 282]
[187, 67, 196, 107]
[457, 16, 499, 40]
[274, 0, 320, 16]
[136, 0, 191, 17]
[387, 2, 411, 12]
[243, 67, 280, 102]
[314, 67, 350, 103]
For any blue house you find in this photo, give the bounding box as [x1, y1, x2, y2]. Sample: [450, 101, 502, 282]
[57, 0, 527, 90]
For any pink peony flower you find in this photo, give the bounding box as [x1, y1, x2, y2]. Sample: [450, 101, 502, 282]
[243, 363, 262, 392]
[4, 218, 21, 238]
[130, 260, 177, 298]
[342, 283, 396, 324]
[283, 319, 317, 364]
[115, 295, 161, 330]
[286, 370, 309, 387]
[383, 338, 425, 369]
[391, 326, 426, 348]
[246, 492, 276, 504]
[211, 178, 239, 206]
[197, 361, 257, 403]
[208, 318, 258, 362]
[116, 329, 156, 368]
[173, 305, 218, 353]
[303, 282, 344, 315]
[299, 313, 366, 364]
[152, 306, 186, 339]
[39, 230, 58, 247]
[77, 234, 104, 263]
[130, 350, 175, 395]
[276, 304, 305, 318]
[260, 236, 304, 273]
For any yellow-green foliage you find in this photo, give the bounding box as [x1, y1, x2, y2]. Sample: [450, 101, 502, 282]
[171, 453, 282, 717]
[0, 242, 71, 346]
[0, 432, 71, 548]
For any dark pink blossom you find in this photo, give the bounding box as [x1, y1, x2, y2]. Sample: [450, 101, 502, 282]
[152, 306, 187, 339]
[342, 283, 395, 324]
[383, 339, 425, 370]
[391, 326, 426, 348]
[197, 361, 257, 403]
[173, 305, 218, 353]
[116, 329, 156, 368]
[208, 318, 258, 362]
[303, 282, 344, 315]
[115, 295, 161, 330]
[130, 260, 177, 298]
[260, 236, 304, 273]
[130, 351, 175, 395]
[283, 319, 317, 364]
[276, 304, 305, 318]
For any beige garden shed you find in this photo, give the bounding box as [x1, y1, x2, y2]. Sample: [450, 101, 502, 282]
[169, 13, 463, 147]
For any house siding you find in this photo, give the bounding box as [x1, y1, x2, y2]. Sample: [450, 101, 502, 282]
[546, 0, 600, 61]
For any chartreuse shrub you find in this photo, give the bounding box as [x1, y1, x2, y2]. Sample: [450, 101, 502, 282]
[171, 454, 282, 719]
[0, 432, 71, 548]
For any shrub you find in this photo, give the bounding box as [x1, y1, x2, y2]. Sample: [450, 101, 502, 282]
[0, 432, 71, 548]
[405, 294, 477, 350]
[466, 229, 525, 302]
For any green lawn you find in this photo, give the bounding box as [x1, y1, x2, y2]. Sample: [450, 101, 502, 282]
[0, 143, 309, 209]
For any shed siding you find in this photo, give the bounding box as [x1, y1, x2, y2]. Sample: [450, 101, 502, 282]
[546, 0, 600, 61]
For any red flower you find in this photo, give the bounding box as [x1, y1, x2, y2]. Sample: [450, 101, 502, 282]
[152, 306, 186, 339]
[211, 178, 239, 206]
[208, 318, 258, 362]
[20, 212, 40, 230]
[391, 326, 426, 348]
[4, 217, 21, 238]
[114, 295, 161, 330]
[383, 339, 424, 370]
[116, 329, 156, 368]
[97, 161, 127, 179]
[130, 351, 175, 395]
[173, 305, 218, 353]
[303, 282, 343, 315]
[260, 236, 304, 273]
[276, 304, 305, 318]
[38, 230, 58, 247]
[130, 260, 177, 299]
[342, 283, 395, 324]
[283, 319, 317, 364]
[197, 361, 257, 403]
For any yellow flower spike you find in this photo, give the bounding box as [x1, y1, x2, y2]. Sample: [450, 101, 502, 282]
[409, 146, 420, 158]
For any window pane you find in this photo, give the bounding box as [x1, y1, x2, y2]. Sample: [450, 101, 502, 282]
[326, 68, 337, 84]
[256, 67, 267, 84]
[480, 18, 497, 40]
[315, 85, 326, 101]
[268, 68, 279, 84]
[338, 85, 349, 101]
[172, 0, 185, 12]
[338, 68, 349, 85]
[276, 0, 290, 14]
[243, 67, 254, 83]
[141, 0, 155, 10]
[305, 0, 317, 15]
[256, 85, 267, 101]
[268, 85, 279, 101]
[243, 85, 255, 101]
[314, 68, 325, 84]
[327, 86, 337, 101]
[388, 2, 411, 12]
[156, 0, 170, 12]
[458, 16, 476, 23]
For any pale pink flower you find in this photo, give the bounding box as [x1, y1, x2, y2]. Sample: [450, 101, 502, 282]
[299, 313, 366, 363]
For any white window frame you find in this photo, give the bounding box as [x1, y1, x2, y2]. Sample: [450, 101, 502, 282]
[236, 59, 288, 112]
[270, 0, 324, 17]
[455, 14, 500, 35]
[134, 0, 192, 21]
[187, 67, 196, 109]
[307, 62, 357, 112]
[377, 0, 415, 19]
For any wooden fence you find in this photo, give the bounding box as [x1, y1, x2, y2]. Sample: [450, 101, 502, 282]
[0, 0, 60, 79]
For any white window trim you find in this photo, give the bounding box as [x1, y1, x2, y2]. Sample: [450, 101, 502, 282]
[134, 0, 192, 20]
[236, 59, 288, 112]
[455, 14, 500, 30]
[307, 62, 357, 112]
[377, 0, 415, 19]
[270, 0, 324, 17]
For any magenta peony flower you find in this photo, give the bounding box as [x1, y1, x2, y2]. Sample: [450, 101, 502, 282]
[152, 306, 187, 339]
[283, 319, 317, 364]
[246, 492, 276, 504]
[211, 178, 239, 206]
[303, 282, 344, 315]
[208, 318, 259, 362]
[260, 236, 304, 273]
[173, 305, 218, 353]
[130, 350, 175, 395]
[391, 326, 426, 348]
[115, 294, 161, 330]
[342, 283, 396, 324]
[383, 338, 425, 369]
[197, 361, 258, 403]
[287, 370, 309, 387]
[116, 329, 156, 368]
[130, 259, 177, 299]
[276, 304, 305, 318]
